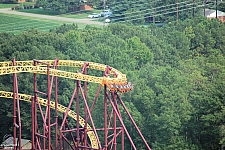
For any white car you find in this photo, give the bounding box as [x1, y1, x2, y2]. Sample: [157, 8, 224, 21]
[88, 13, 100, 18]
[100, 10, 112, 17]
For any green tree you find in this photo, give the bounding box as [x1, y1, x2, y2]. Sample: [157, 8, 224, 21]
[126, 36, 153, 68]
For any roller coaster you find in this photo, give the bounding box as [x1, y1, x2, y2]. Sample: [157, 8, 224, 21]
[0, 58, 151, 150]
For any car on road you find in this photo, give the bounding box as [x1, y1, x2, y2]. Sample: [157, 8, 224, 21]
[104, 13, 114, 18]
[100, 10, 113, 17]
[88, 13, 100, 18]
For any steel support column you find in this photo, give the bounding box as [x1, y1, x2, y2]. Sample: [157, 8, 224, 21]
[122, 128, 124, 150]
[54, 59, 59, 150]
[47, 64, 51, 150]
[13, 58, 17, 150]
[82, 62, 89, 150]
[78, 81, 102, 149]
[31, 96, 35, 149]
[12, 58, 22, 150]
[106, 93, 137, 150]
[60, 85, 78, 149]
[33, 59, 53, 150]
[76, 80, 80, 150]
[33, 60, 37, 149]
[113, 92, 117, 150]
[117, 93, 151, 150]
[104, 84, 108, 149]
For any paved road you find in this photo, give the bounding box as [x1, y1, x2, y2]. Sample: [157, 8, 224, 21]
[0, 8, 104, 26]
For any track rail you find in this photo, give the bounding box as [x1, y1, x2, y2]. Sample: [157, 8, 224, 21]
[0, 60, 133, 92]
[0, 91, 99, 149]
[0, 60, 134, 149]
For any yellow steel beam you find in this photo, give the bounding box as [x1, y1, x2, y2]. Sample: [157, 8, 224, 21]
[0, 60, 132, 92]
[0, 60, 133, 148]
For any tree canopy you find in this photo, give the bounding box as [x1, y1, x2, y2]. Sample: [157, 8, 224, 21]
[0, 16, 225, 149]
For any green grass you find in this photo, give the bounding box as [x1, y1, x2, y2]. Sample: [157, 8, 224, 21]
[18, 8, 60, 16]
[21, 2, 36, 5]
[60, 10, 102, 19]
[0, 13, 87, 34]
[0, 2, 18, 8]
[0, 2, 35, 8]
[18, 8, 102, 19]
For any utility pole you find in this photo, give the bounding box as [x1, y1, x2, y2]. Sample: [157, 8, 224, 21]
[153, 0, 155, 23]
[216, 0, 218, 18]
[192, 0, 195, 17]
[204, 0, 206, 16]
[176, 0, 178, 21]
[103, 0, 106, 10]
[164, 0, 167, 21]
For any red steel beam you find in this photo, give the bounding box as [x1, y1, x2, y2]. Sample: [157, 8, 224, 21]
[31, 96, 35, 149]
[47, 58, 59, 149]
[113, 92, 117, 150]
[76, 80, 80, 150]
[54, 59, 59, 150]
[117, 93, 152, 150]
[12, 58, 22, 150]
[78, 82, 102, 149]
[13, 58, 17, 150]
[47, 64, 51, 150]
[33, 60, 37, 150]
[104, 84, 108, 149]
[33, 59, 53, 150]
[65, 120, 77, 148]
[82, 62, 89, 150]
[122, 128, 124, 150]
[106, 92, 137, 150]
[60, 85, 78, 148]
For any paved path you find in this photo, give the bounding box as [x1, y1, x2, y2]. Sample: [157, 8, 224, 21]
[0, 8, 104, 26]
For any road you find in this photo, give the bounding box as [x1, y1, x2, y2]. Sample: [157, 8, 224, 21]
[0, 8, 104, 26]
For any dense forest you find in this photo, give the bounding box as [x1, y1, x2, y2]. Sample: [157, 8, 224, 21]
[0, 16, 225, 149]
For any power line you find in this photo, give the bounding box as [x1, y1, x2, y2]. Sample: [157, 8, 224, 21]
[176, 0, 178, 21]
[0, 0, 209, 30]
[111, 0, 195, 19]
[125, 2, 205, 23]
[114, 1, 206, 23]
[112, 0, 201, 22]
[107, 0, 162, 7]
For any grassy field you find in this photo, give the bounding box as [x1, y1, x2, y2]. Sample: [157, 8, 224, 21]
[60, 10, 102, 19]
[18, 8, 102, 19]
[18, 8, 106, 23]
[19, 8, 60, 15]
[0, 2, 102, 19]
[0, 2, 35, 8]
[0, 13, 87, 34]
[0, 3, 103, 33]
